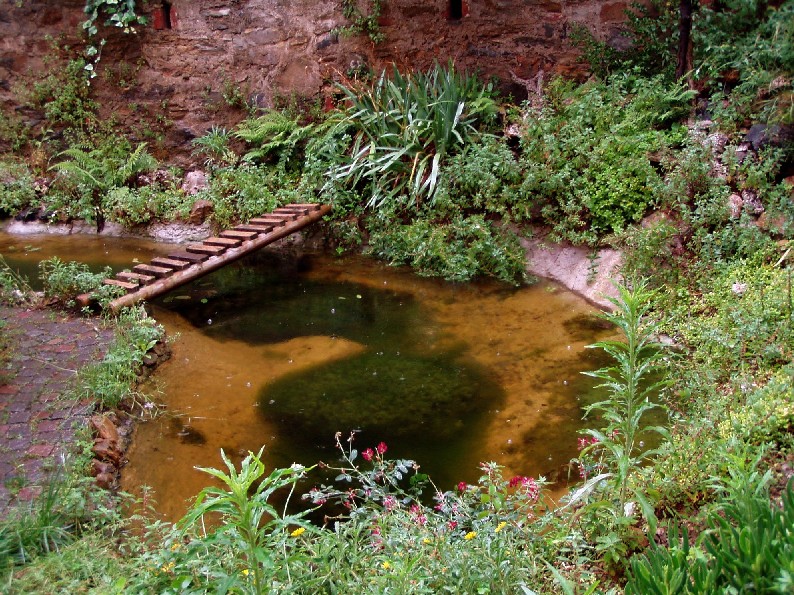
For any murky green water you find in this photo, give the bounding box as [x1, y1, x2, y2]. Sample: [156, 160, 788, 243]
[0, 231, 616, 521]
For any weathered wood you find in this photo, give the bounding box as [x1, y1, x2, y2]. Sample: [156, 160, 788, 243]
[151, 257, 191, 271]
[235, 224, 273, 233]
[250, 216, 289, 225]
[105, 203, 332, 312]
[117, 271, 156, 285]
[168, 251, 208, 264]
[204, 236, 242, 248]
[186, 244, 226, 256]
[104, 278, 138, 292]
[133, 264, 173, 278]
[220, 230, 258, 241]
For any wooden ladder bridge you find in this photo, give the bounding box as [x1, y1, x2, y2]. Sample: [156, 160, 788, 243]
[93, 203, 331, 312]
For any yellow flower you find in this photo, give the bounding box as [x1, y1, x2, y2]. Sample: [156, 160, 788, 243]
[422, 538, 432, 544]
[382, 561, 392, 570]
[495, 521, 507, 533]
[464, 531, 477, 540]
[242, 569, 250, 576]
[291, 527, 306, 537]
[170, 542, 181, 551]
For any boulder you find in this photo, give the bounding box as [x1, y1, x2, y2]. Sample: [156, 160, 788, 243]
[181, 170, 208, 195]
[189, 199, 214, 224]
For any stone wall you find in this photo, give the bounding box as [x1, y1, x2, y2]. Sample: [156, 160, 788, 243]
[0, 0, 635, 161]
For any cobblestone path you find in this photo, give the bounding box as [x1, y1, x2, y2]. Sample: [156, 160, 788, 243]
[0, 306, 114, 513]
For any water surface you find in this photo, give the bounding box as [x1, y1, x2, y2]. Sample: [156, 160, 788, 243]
[0, 231, 615, 521]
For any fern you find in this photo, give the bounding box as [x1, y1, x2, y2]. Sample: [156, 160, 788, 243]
[233, 111, 315, 169]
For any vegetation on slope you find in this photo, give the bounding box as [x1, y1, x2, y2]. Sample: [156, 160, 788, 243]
[0, 0, 792, 592]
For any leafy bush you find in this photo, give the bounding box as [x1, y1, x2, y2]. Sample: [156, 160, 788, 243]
[38, 257, 118, 308]
[0, 161, 37, 215]
[48, 137, 157, 231]
[234, 111, 317, 170]
[199, 164, 301, 228]
[367, 214, 528, 284]
[73, 306, 164, 409]
[519, 73, 692, 243]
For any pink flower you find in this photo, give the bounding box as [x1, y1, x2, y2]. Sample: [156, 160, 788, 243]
[362, 448, 374, 462]
[447, 520, 458, 530]
[457, 481, 468, 492]
[376, 441, 388, 455]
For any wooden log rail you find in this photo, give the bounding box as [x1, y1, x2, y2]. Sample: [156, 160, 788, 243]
[81, 203, 331, 312]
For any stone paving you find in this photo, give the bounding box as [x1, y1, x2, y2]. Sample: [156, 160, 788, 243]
[0, 306, 114, 513]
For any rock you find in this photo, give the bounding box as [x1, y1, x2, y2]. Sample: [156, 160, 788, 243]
[757, 212, 788, 236]
[728, 193, 743, 218]
[705, 132, 729, 155]
[189, 199, 214, 224]
[181, 170, 208, 196]
[90, 459, 116, 477]
[92, 438, 122, 466]
[90, 414, 119, 443]
[95, 472, 115, 490]
[741, 189, 764, 215]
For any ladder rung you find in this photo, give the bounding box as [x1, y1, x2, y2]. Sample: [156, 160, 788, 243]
[150, 257, 191, 271]
[117, 271, 155, 285]
[133, 264, 173, 278]
[250, 216, 289, 225]
[104, 278, 138, 292]
[220, 230, 258, 241]
[168, 251, 208, 264]
[204, 236, 242, 248]
[235, 224, 273, 233]
[186, 244, 226, 256]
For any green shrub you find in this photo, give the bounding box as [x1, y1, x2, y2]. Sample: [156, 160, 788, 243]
[200, 164, 301, 228]
[0, 161, 37, 216]
[48, 137, 157, 231]
[519, 73, 691, 243]
[38, 257, 118, 308]
[367, 214, 528, 284]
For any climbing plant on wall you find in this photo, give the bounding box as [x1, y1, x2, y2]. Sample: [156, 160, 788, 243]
[338, 0, 385, 44]
[82, 0, 146, 78]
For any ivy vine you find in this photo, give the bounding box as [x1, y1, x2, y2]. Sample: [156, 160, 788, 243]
[337, 0, 385, 44]
[82, 0, 147, 78]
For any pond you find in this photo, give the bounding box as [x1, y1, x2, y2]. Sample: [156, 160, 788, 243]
[0, 230, 615, 521]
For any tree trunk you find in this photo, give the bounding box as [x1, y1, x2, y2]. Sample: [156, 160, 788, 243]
[676, 0, 694, 82]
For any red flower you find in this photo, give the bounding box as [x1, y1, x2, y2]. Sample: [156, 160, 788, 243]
[457, 481, 468, 492]
[376, 441, 388, 454]
[362, 448, 374, 461]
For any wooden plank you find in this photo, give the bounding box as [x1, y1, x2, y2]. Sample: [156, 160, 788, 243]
[220, 230, 258, 241]
[186, 243, 226, 256]
[151, 257, 191, 271]
[204, 236, 242, 248]
[275, 205, 313, 215]
[250, 216, 289, 225]
[168, 251, 208, 264]
[105, 203, 333, 312]
[235, 224, 273, 233]
[117, 271, 155, 285]
[104, 278, 138, 292]
[134, 263, 173, 278]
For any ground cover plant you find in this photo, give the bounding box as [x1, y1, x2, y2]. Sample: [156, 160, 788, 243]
[0, 0, 792, 592]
